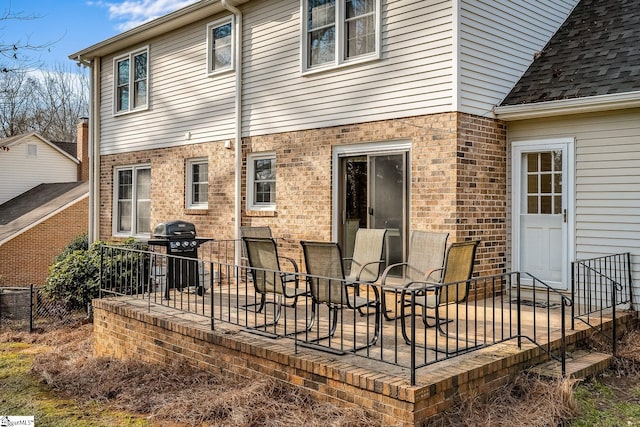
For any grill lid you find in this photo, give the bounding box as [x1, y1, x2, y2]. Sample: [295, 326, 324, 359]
[152, 220, 196, 238]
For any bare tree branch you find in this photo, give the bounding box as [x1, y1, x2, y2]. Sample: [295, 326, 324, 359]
[0, 65, 89, 141]
[0, 2, 57, 73]
[0, 4, 87, 141]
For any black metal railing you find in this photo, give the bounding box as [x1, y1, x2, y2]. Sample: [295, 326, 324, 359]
[391, 272, 522, 384]
[519, 273, 573, 376]
[572, 252, 633, 355]
[98, 243, 621, 385]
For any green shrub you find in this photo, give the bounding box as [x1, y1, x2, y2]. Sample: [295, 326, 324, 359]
[44, 237, 149, 309]
[44, 239, 102, 309]
[100, 240, 150, 296]
[54, 233, 89, 263]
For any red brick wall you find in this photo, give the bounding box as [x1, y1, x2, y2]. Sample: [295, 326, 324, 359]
[77, 119, 90, 181]
[99, 141, 236, 242]
[455, 113, 507, 277]
[0, 198, 88, 286]
[98, 112, 507, 276]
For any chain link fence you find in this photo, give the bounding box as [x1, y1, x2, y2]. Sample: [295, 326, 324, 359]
[0, 285, 90, 332]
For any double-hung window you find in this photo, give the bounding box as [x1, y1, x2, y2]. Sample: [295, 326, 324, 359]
[114, 48, 148, 114]
[186, 158, 209, 209]
[247, 153, 276, 210]
[114, 165, 151, 236]
[303, 0, 379, 71]
[207, 18, 234, 75]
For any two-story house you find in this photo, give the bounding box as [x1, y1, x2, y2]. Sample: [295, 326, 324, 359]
[71, 0, 639, 296]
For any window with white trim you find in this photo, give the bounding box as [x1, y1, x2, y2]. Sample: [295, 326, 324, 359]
[186, 158, 209, 209]
[114, 48, 148, 114]
[303, 0, 379, 71]
[114, 165, 151, 236]
[247, 153, 276, 210]
[207, 18, 233, 75]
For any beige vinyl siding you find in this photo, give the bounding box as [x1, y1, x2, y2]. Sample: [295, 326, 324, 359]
[241, 0, 456, 136]
[0, 136, 78, 204]
[458, 0, 577, 116]
[507, 108, 640, 299]
[95, 0, 582, 152]
[99, 15, 236, 156]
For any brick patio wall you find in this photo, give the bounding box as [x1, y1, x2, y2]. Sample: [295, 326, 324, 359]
[92, 300, 418, 426]
[0, 197, 88, 286]
[92, 299, 636, 426]
[99, 112, 506, 277]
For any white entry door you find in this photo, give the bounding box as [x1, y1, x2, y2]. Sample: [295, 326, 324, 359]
[512, 139, 574, 290]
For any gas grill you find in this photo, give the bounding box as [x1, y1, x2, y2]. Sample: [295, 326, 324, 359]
[148, 220, 211, 298]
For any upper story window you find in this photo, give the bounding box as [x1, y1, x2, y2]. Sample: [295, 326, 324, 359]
[26, 144, 37, 157]
[113, 164, 151, 236]
[247, 152, 276, 211]
[186, 158, 209, 209]
[207, 18, 234, 75]
[303, 0, 380, 72]
[114, 48, 149, 114]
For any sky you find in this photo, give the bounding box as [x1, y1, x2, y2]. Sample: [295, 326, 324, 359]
[1, 0, 198, 71]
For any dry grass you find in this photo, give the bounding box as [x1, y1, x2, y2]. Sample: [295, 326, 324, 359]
[6, 321, 640, 426]
[19, 322, 377, 427]
[612, 328, 640, 373]
[582, 324, 640, 376]
[430, 325, 640, 427]
[427, 373, 578, 427]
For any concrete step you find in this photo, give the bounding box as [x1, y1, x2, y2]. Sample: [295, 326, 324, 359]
[528, 350, 612, 379]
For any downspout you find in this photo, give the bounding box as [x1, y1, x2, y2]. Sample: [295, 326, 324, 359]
[221, 0, 243, 264]
[76, 55, 100, 244]
[91, 60, 101, 243]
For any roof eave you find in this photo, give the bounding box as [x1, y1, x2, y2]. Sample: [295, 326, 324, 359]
[494, 91, 640, 121]
[69, 0, 246, 62]
[0, 189, 89, 246]
[1, 133, 79, 163]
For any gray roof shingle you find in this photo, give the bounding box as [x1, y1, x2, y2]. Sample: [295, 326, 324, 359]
[0, 182, 89, 242]
[501, 0, 640, 106]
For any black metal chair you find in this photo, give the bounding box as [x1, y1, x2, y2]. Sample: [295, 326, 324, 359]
[343, 228, 387, 284]
[300, 240, 381, 353]
[243, 236, 307, 336]
[379, 230, 449, 320]
[400, 240, 480, 348]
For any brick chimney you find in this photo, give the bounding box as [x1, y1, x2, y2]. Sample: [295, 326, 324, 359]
[77, 117, 89, 181]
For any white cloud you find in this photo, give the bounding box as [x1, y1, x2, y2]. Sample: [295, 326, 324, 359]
[90, 0, 199, 32]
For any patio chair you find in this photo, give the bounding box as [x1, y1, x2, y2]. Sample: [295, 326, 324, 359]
[344, 228, 387, 283]
[240, 225, 273, 239]
[379, 230, 449, 320]
[242, 236, 307, 336]
[400, 240, 480, 346]
[300, 240, 381, 352]
[240, 226, 273, 261]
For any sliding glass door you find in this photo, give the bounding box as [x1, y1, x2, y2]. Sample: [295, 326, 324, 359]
[338, 151, 408, 268]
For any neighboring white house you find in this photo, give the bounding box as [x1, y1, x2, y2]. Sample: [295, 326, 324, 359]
[0, 133, 80, 205]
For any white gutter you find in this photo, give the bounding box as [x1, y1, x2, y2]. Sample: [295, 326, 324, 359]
[221, 0, 243, 264]
[494, 90, 640, 121]
[69, 0, 227, 60]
